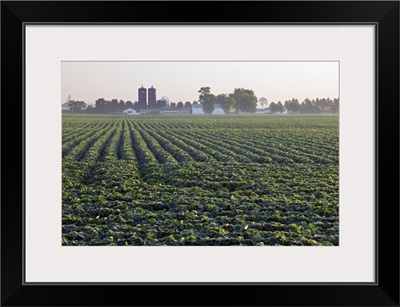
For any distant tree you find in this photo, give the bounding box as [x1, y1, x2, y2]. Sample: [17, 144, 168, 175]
[193, 101, 198, 105]
[298, 98, 322, 114]
[226, 95, 236, 113]
[203, 97, 215, 114]
[216, 94, 226, 104]
[110, 99, 119, 113]
[300, 99, 319, 113]
[306, 98, 313, 106]
[269, 102, 278, 114]
[185, 101, 192, 107]
[98, 99, 110, 113]
[325, 98, 334, 112]
[285, 98, 300, 113]
[215, 94, 228, 113]
[95, 98, 106, 113]
[321, 98, 328, 112]
[284, 100, 290, 110]
[170, 102, 177, 108]
[332, 98, 339, 113]
[276, 101, 285, 113]
[198, 86, 211, 97]
[232, 88, 258, 114]
[86, 105, 93, 113]
[198, 86, 216, 114]
[126, 100, 134, 108]
[259, 97, 268, 107]
[216, 93, 235, 114]
[312, 98, 319, 107]
[118, 99, 125, 111]
[132, 101, 139, 111]
[68, 100, 87, 113]
[177, 101, 184, 109]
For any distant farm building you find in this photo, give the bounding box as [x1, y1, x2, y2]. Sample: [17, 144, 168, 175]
[256, 107, 272, 114]
[160, 106, 178, 114]
[192, 103, 225, 115]
[138, 109, 160, 115]
[136, 84, 170, 109]
[192, 104, 204, 114]
[123, 108, 139, 115]
[180, 107, 192, 114]
[157, 96, 169, 109]
[212, 104, 225, 114]
[148, 86, 157, 109]
[138, 85, 147, 110]
[161, 106, 191, 115]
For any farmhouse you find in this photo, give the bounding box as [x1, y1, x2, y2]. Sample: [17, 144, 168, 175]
[123, 108, 139, 115]
[192, 103, 225, 115]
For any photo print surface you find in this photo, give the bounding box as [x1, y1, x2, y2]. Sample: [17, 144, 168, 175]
[61, 61, 339, 246]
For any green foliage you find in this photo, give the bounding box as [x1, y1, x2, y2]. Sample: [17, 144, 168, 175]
[232, 88, 258, 114]
[198, 87, 216, 114]
[269, 101, 285, 114]
[276, 101, 285, 113]
[284, 99, 300, 113]
[62, 114, 339, 246]
[258, 97, 268, 107]
[68, 100, 87, 113]
[217, 94, 236, 114]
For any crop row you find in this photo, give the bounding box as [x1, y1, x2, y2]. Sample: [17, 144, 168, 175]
[63, 120, 338, 166]
[126, 120, 157, 166]
[63, 121, 108, 143]
[63, 121, 115, 158]
[63, 161, 338, 246]
[62, 114, 339, 246]
[191, 129, 332, 164]
[137, 121, 337, 164]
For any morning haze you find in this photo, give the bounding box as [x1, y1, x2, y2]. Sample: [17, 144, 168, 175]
[61, 61, 338, 105]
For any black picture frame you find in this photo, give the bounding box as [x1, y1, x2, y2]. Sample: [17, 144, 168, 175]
[1, 1, 399, 306]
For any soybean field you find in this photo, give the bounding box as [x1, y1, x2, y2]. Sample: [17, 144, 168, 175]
[62, 114, 339, 246]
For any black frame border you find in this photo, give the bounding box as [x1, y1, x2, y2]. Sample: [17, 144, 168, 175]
[1, 1, 399, 306]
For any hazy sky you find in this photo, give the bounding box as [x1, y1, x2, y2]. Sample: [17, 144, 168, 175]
[61, 61, 339, 105]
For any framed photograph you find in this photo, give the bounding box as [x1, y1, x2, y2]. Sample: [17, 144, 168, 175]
[1, 1, 399, 306]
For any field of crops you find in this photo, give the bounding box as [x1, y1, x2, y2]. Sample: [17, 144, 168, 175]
[62, 114, 339, 246]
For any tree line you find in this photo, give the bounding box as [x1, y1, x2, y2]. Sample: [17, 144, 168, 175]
[64, 90, 339, 114]
[280, 97, 339, 114]
[198, 87, 258, 114]
[198, 87, 339, 114]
